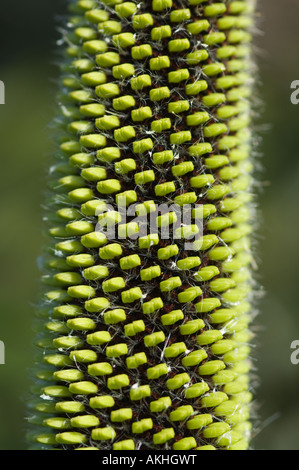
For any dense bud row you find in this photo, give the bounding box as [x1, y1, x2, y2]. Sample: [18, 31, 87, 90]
[28, 0, 257, 451]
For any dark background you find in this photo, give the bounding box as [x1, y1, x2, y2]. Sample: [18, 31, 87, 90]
[0, 0, 299, 450]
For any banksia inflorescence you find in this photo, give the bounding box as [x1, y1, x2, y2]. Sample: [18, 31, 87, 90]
[28, 0, 257, 450]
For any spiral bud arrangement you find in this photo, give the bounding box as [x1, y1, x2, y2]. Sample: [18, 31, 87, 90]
[28, 0, 257, 451]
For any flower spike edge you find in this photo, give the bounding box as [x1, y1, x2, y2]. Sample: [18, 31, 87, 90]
[27, 0, 258, 451]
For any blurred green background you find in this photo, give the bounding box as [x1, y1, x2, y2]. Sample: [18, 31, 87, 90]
[0, 0, 299, 450]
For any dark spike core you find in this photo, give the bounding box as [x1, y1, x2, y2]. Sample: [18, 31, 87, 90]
[27, 0, 258, 450]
